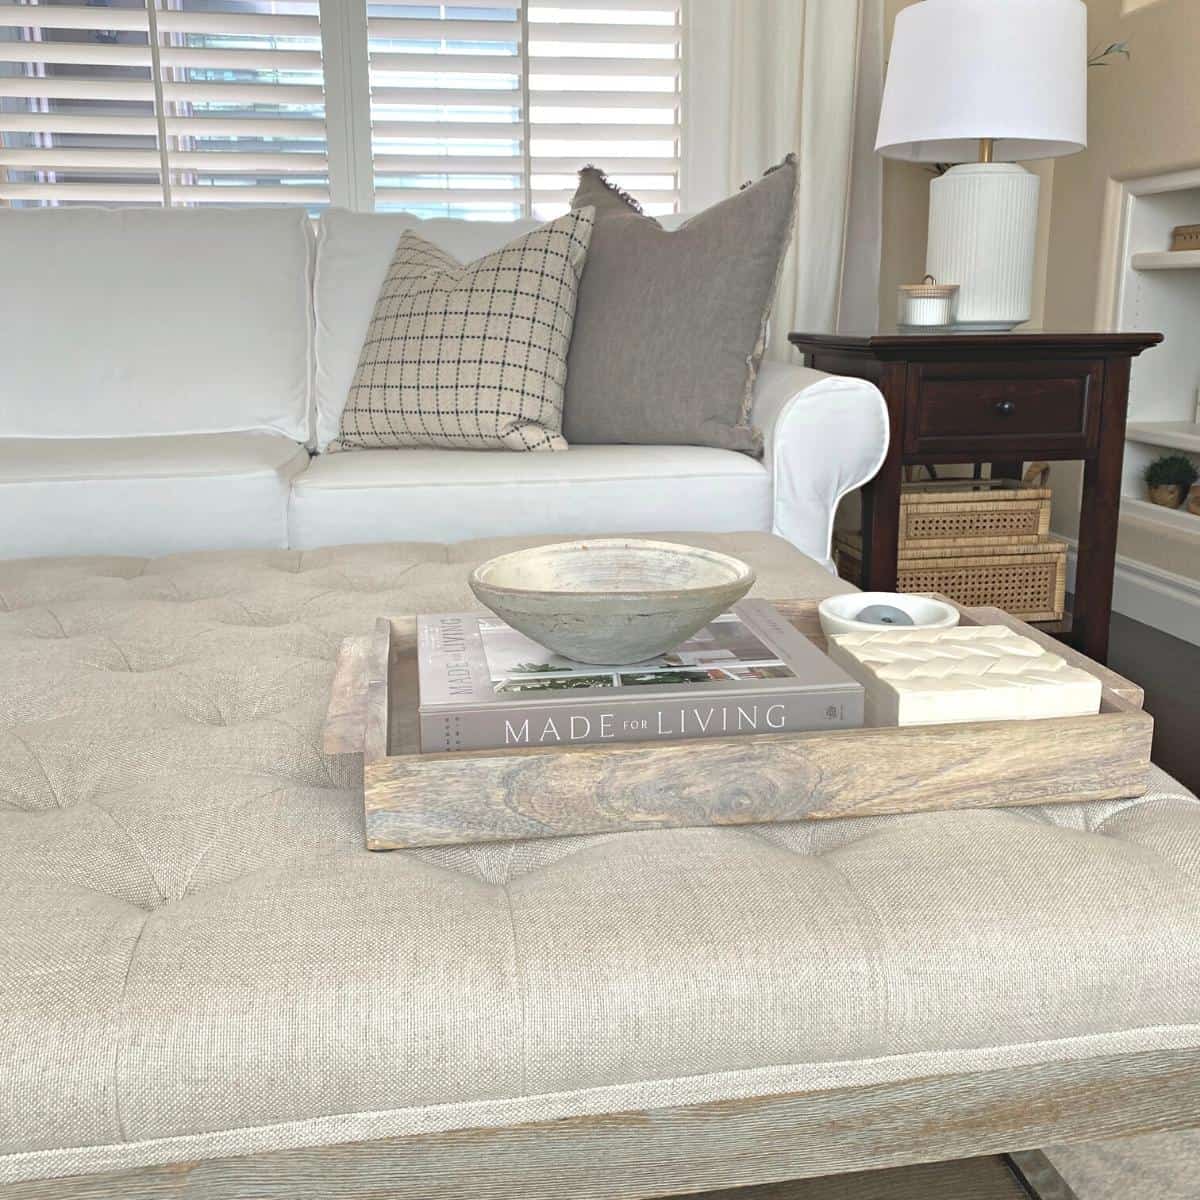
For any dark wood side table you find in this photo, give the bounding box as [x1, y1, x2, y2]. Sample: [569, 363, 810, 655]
[788, 330, 1163, 664]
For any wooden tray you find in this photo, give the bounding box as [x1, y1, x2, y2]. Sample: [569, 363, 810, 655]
[323, 599, 1152, 851]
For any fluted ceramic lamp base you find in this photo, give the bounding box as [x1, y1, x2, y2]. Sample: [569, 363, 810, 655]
[926, 162, 1040, 330]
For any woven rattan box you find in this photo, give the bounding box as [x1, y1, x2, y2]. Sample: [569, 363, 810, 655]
[835, 474, 1066, 622]
[895, 477, 1052, 547]
[834, 533, 1067, 623]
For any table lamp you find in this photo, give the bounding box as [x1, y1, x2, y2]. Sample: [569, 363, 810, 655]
[876, 0, 1087, 330]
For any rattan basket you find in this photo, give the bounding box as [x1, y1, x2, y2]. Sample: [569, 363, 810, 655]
[898, 476, 1052, 547]
[834, 532, 1068, 623]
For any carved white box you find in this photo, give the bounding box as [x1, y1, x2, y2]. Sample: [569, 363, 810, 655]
[826, 625, 1103, 727]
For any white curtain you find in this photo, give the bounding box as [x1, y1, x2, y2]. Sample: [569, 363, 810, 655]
[684, 0, 884, 352]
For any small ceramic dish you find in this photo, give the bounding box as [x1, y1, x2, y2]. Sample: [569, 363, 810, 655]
[817, 591, 960, 638]
[469, 539, 756, 665]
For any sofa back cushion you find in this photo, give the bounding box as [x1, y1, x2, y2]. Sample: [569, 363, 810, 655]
[0, 207, 313, 442]
[313, 209, 540, 451]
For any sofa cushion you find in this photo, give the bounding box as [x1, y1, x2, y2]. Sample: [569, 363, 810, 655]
[0, 433, 308, 559]
[335, 211, 593, 454]
[314, 210, 541, 451]
[0, 207, 314, 442]
[288, 444, 771, 548]
[562, 160, 797, 453]
[0, 541, 1198, 1186]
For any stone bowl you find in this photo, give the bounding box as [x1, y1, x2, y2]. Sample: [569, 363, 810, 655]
[469, 539, 756, 665]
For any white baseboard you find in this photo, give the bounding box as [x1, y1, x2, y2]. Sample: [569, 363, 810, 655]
[1061, 537, 1200, 648]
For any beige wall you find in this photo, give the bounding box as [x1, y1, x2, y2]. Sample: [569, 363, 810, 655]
[1042, 0, 1200, 580]
[1045, 0, 1200, 329]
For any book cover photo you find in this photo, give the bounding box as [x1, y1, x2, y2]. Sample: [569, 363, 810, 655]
[418, 599, 864, 753]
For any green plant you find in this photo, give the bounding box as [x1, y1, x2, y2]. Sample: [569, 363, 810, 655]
[1088, 41, 1130, 68]
[1144, 454, 1199, 489]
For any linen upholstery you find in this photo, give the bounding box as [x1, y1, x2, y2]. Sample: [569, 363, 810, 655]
[335, 211, 594, 453]
[562, 160, 798, 453]
[0, 207, 313, 442]
[0, 433, 308, 559]
[288, 444, 773, 549]
[2, 535, 1200, 1188]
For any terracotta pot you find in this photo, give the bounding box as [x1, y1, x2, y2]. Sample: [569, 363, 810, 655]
[1148, 483, 1186, 508]
[1188, 486, 1200, 517]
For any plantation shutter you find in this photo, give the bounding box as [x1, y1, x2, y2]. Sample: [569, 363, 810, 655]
[527, 1, 683, 219]
[156, 1, 328, 206]
[2, 0, 683, 213]
[0, 0, 329, 206]
[0, 0, 164, 204]
[366, 1, 524, 219]
[366, 0, 683, 220]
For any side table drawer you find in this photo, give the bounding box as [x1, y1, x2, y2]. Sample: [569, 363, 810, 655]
[904, 359, 1104, 456]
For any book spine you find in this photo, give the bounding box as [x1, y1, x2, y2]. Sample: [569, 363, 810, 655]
[421, 689, 863, 753]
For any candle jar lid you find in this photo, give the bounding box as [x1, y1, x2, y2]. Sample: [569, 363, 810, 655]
[899, 275, 959, 299]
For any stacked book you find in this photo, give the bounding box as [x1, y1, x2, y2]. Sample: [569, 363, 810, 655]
[417, 599, 865, 753]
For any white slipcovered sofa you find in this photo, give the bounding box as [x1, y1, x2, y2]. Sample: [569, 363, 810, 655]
[0, 206, 887, 565]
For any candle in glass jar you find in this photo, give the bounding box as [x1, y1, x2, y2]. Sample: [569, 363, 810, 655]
[898, 277, 959, 327]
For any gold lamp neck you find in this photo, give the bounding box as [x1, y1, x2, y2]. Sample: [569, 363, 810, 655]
[978, 138, 995, 164]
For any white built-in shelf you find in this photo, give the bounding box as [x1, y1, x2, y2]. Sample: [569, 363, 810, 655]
[1121, 495, 1200, 533]
[1114, 169, 1200, 548]
[1126, 420, 1200, 453]
[1131, 250, 1200, 271]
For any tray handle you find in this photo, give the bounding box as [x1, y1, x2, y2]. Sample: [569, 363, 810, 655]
[322, 634, 372, 755]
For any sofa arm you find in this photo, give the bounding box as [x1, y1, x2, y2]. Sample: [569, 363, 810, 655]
[751, 360, 889, 570]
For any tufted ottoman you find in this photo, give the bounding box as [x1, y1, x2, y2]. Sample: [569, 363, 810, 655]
[2, 533, 1199, 1199]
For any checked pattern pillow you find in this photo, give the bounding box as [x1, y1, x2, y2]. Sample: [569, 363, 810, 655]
[335, 208, 594, 453]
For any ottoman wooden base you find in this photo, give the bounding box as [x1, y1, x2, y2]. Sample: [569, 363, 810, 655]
[667, 1152, 1072, 1199]
[0, 1152, 1076, 1200]
[7, 1048, 1189, 1200]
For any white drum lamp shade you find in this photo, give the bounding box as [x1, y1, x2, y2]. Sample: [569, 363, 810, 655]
[876, 0, 1087, 329]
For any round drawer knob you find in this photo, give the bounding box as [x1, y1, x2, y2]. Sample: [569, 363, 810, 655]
[995, 398, 1017, 416]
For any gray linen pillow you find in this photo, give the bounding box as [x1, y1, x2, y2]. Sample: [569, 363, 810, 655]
[562, 157, 797, 454]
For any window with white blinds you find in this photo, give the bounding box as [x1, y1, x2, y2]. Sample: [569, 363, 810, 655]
[157, 1, 328, 207]
[1, 0, 684, 212]
[367, 0, 683, 219]
[528, 2, 682, 220]
[367, 2, 523, 219]
[0, 0, 329, 207]
[1, 0, 164, 205]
